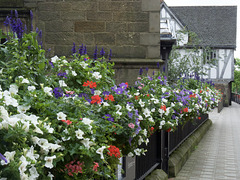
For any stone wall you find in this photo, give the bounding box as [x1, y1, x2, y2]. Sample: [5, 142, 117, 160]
[0, 0, 162, 85]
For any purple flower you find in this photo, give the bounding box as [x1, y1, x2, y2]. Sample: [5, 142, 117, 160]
[157, 62, 160, 68]
[100, 47, 105, 57]
[139, 68, 143, 75]
[90, 88, 95, 94]
[53, 87, 64, 99]
[128, 112, 133, 119]
[84, 45, 87, 54]
[72, 42, 76, 54]
[102, 91, 110, 96]
[108, 49, 112, 61]
[148, 76, 153, 81]
[79, 44, 84, 56]
[49, 61, 54, 68]
[115, 87, 124, 95]
[57, 72, 67, 78]
[0, 153, 7, 163]
[119, 83, 128, 90]
[146, 67, 149, 72]
[15, 10, 18, 18]
[103, 114, 114, 122]
[79, 93, 88, 98]
[93, 45, 98, 60]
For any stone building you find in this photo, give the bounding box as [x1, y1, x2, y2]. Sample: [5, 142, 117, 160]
[0, 0, 162, 85]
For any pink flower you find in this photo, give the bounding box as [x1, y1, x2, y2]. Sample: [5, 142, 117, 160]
[128, 123, 135, 129]
[138, 86, 142, 90]
[137, 77, 141, 80]
[93, 162, 99, 172]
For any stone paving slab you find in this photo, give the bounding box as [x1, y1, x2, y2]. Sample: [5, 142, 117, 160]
[169, 102, 240, 180]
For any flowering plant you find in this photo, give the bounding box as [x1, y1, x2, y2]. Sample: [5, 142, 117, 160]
[0, 11, 222, 179]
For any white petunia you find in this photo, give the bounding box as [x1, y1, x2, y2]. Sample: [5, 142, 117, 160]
[81, 138, 94, 149]
[96, 146, 106, 159]
[143, 108, 151, 117]
[26, 146, 39, 163]
[160, 120, 165, 126]
[102, 102, 110, 107]
[134, 148, 141, 156]
[80, 61, 88, 69]
[28, 86, 36, 91]
[162, 87, 167, 93]
[72, 71, 77, 76]
[82, 118, 93, 126]
[44, 155, 56, 169]
[94, 90, 101, 96]
[0, 151, 16, 165]
[59, 80, 67, 87]
[51, 55, 60, 63]
[138, 99, 145, 107]
[0, 106, 9, 121]
[48, 172, 54, 180]
[75, 129, 84, 139]
[29, 166, 39, 180]
[43, 123, 54, 133]
[43, 87, 53, 96]
[57, 112, 67, 120]
[9, 84, 18, 94]
[17, 105, 31, 113]
[92, 72, 102, 79]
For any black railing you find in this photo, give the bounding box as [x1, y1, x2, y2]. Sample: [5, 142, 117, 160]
[169, 114, 208, 154]
[120, 114, 209, 180]
[232, 93, 240, 104]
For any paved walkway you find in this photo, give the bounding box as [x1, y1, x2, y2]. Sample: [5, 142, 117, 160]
[170, 102, 240, 180]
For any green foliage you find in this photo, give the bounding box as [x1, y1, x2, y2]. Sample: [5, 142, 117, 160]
[232, 58, 240, 93]
[167, 30, 217, 84]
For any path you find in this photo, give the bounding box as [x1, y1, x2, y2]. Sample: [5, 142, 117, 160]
[171, 102, 240, 180]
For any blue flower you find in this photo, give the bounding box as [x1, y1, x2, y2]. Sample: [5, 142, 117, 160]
[0, 153, 7, 163]
[100, 47, 105, 57]
[93, 45, 98, 60]
[103, 114, 114, 122]
[108, 49, 112, 61]
[53, 87, 64, 99]
[72, 42, 76, 54]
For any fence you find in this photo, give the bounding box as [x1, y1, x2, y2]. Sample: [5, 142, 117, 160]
[118, 114, 209, 180]
[231, 93, 240, 104]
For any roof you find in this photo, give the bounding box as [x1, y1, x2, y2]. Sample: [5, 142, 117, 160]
[169, 6, 237, 48]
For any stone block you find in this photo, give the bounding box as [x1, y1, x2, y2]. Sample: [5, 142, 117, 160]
[0, 0, 23, 7]
[74, 21, 105, 32]
[61, 11, 85, 20]
[149, 12, 160, 33]
[54, 45, 72, 56]
[38, 2, 56, 11]
[147, 46, 160, 58]
[87, 11, 113, 21]
[99, 2, 141, 12]
[46, 20, 73, 32]
[45, 32, 75, 45]
[38, 11, 61, 21]
[106, 22, 127, 32]
[128, 22, 149, 32]
[83, 33, 95, 45]
[116, 33, 140, 45]
[142, 0, 161, 12]
[140, 33, 160, 45]
[94, 33, 115, 45]
[111, 45, 147, 58]
[72, 2, 97, 11]
[113, 12, 148, 22]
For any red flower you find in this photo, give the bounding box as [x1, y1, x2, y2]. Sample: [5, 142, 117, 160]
[160, 105, 166, 111]
[166, 128, 171, 132]
[150, 127, 154, 131]
[61, 120, 73, 125]
[104, 94, 115, 101]
[189, 94, 196, 98]
[91, 95, 102, 104]
[198, 117, 201, 120]
[200, 90, 203, 93]
[65, 160, 84, 176]
[93, 162, 99, 172]
[135, 96, 139, 100]
[82, 80, 97, 88]
[108, 145, 121, 158]
[183, 107, 188, 113]
[125, 82, 128, 88]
